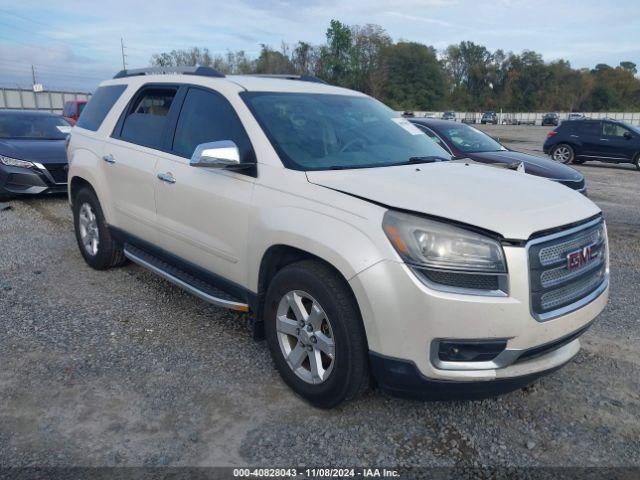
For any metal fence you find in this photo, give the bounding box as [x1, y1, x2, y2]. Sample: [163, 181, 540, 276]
[0, 87, 92, 115]
[409, 111, 640, 126]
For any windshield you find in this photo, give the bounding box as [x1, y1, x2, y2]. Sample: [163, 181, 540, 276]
[438, 123, 505, 153]
[0, 113, 70, 140]
[242, 93, 451, 170]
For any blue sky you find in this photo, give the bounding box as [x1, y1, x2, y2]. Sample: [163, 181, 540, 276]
[0, 0, 638, 91]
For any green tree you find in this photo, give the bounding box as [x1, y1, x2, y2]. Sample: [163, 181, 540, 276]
[255, 44, 292, 74]
[619, 61, 637, 74]
[319, 20, 353, 85]
[290, 41, 318, 75]
[148, 20, 640, 112]
[349, 24, 392, 97]
[150, 46, 213, 68]
[381, 42, 448, 110]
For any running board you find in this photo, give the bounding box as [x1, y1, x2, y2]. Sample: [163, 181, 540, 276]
[124, 245, 249, 312]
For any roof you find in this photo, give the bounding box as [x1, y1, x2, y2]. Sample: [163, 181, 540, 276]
[102, 68, 364, 96]
[227, 75, 362, 95]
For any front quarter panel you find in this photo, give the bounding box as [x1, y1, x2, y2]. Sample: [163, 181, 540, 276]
[248, 165, 392, 290]
[67, 131, 112, 221]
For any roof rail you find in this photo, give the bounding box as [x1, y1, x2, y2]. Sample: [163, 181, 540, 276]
[113, 66, 225, 79]
[247, 74, 327, 84]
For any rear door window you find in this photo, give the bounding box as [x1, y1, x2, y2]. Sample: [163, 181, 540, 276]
[171, 87, 254, 162]
[118, 87, 177, 150]
[76, 85, 127, 131]
[602, 122, 630, 138]
[577, 121, 601, 137]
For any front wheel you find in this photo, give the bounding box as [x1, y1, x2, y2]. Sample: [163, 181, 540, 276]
[552, 144, 575, 164]
[634, 153, 640, 171]
[264, 260, 370, 408]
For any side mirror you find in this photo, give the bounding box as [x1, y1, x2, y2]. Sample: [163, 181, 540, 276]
[190, 140, 243, 169]
[623, 131, 633, 140]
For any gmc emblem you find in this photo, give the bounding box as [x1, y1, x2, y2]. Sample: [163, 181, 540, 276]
[567, 244, 597, 270]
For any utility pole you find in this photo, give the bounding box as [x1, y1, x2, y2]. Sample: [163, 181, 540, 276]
[31, 65, 36, 86]
[120, 37, 127, 70]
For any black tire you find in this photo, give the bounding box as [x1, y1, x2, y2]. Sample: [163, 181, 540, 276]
[73, 187, 127, 270]
[264, 260, 370, 408]
[634, 153, 640, 171]
[551, 143, 575, 164]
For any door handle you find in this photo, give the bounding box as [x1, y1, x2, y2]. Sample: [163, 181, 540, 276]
[599, 138, 609, 141]
[102, 154, 115, 164]
[157, 172, 176, 184]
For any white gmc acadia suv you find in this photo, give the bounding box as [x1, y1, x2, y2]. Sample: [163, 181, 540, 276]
[67, 67, 609, 408]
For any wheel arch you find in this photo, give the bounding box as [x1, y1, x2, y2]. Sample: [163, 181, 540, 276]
[253, 244, 370, 345]
[68, 172, 114, 224]
[69, 176, 96, 207]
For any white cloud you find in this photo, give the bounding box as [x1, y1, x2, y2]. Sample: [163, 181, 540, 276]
[384, 11, 454, 28]
[0, 0, 638, 90]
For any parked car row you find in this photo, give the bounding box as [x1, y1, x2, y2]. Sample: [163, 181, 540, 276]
[544, 118, 640, 169]
[407, 111, 594, 127]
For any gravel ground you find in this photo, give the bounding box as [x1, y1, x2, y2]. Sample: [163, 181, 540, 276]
[0, 126, 639, 470]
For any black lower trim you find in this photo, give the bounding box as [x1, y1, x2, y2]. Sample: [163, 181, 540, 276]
[516, 320, 592, 363]
[0, 164, 66, 196]
[369, 352, 568, 401]
[109, 226, 258, 311]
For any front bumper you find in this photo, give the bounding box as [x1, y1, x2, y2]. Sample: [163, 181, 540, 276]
[0, 163, 67, 197]
[349, 247, 609, 389]
[369, 350, 571, 400]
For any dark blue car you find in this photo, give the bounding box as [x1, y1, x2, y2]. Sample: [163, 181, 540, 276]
[409, 118, 587, 192]
[0, 110, 70, 201]
[543, 118, 640, 169]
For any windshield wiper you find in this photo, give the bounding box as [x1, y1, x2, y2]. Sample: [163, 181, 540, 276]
[390, 156, 450, 166]
[324, 156, 449, 170]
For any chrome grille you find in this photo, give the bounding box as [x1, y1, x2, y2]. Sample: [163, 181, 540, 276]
[538, 226, 604, 266]
[528, 218, 608, 321]
[539, 254, 603, 288]
[540, 264, 606, 310]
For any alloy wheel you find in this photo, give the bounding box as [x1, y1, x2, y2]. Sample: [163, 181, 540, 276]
[553, 146, 571, 163]
[275, 290, 336, 384]
[78, 202, 99, 256]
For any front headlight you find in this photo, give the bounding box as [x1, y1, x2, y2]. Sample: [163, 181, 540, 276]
[0, 155, 36, 169]
[383, 210, 508, 294]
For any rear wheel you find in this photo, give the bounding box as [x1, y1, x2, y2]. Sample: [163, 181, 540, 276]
[73, 187, 127, 270]
[264, 260, 369, 408]
[552, 144, 575, 164]
[634, 153, 640, 171]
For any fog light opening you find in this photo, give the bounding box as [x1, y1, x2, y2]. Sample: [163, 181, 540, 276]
[437, 340, 507, 363]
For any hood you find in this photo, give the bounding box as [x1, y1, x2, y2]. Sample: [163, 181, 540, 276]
[0, 138, 67, 164]
[467, 150, 583, 182]
[306, 162, 600, 240]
